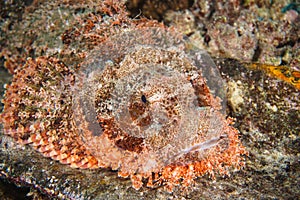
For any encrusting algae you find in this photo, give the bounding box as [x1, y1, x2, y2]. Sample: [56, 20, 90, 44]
[0, 0, 247, 191]
[248, 63, 300, 90]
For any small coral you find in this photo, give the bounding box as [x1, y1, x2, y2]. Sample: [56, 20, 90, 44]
[248, 63, 300, 90]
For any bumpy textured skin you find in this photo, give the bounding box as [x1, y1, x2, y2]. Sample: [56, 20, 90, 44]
[1, 28, 246, 190]
[1, 57, 98, 169]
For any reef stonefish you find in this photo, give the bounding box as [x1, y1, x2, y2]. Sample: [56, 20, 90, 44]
[0, 28, 246, 190]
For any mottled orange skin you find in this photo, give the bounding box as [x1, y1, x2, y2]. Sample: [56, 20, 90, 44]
[1, 57, 99, 169]
[0, 0, 247, 191]
[0, 54, 246, 191]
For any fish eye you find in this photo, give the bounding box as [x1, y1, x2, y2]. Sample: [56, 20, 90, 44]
[141, 94, 147, 103]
